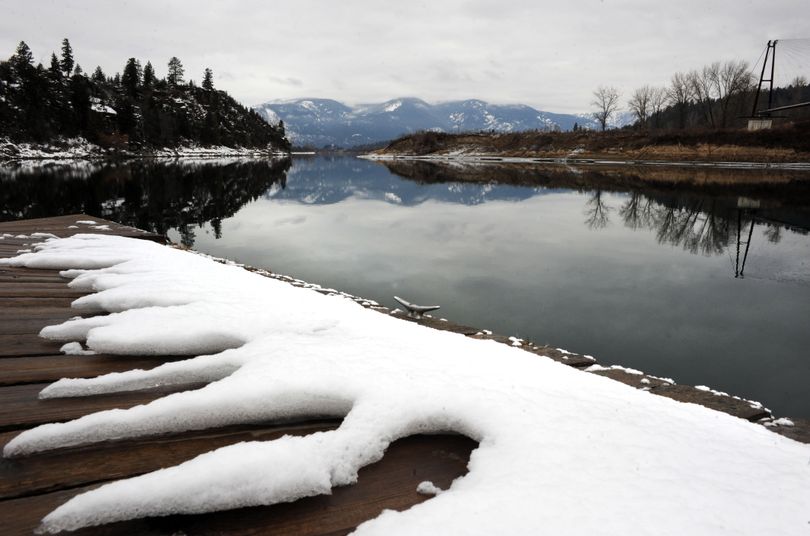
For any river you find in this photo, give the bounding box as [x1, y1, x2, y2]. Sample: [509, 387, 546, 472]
[2, 155, 809, 417]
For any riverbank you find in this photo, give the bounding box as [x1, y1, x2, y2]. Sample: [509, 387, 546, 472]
[368, 122, 810, 167]
[376, 159, 810, 211]
[0, 137, 290, 161]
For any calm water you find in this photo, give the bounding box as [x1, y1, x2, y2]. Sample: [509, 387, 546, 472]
[2, 156, 809, 417]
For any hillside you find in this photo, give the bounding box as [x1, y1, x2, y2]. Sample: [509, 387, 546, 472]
[253, 97, 630, 148]
[0, 41, 290, 157]
[372, 122, 810, 163]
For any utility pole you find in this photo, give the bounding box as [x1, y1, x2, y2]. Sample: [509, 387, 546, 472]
[751, 40, 778, 118]
[748, 40, 778, 130]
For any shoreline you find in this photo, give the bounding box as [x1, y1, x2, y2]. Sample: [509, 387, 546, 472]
[179, 241, 809, 443]
[0, 137, 291, 162]
[360, 152, 810, 171]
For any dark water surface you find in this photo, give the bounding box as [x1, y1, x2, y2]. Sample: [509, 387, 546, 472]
[2, 156, 809, 417]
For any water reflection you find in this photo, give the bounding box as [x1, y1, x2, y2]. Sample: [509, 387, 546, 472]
[0, 158, 291, 246]
[380, 160, 810, 277]
[2, 157, 809, 271]
[585, 190, 611, 230]
[579, 189, 810, 278]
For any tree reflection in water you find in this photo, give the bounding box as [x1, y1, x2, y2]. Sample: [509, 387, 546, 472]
[0, 158, 291, 247]
[588, 189, 807, 277]
[583, 190, 611, 230]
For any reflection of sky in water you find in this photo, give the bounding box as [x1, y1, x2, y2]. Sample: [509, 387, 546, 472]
[172, 158, 810, 418]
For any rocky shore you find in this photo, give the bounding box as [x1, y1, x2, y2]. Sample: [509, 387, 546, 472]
[0, 136, 290, 161]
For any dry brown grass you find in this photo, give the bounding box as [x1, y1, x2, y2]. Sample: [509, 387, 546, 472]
[380, 121, 810, 163]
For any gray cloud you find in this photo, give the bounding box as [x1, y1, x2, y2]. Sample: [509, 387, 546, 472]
[268, 75, 303, 87]
[1, 0, 807, 113]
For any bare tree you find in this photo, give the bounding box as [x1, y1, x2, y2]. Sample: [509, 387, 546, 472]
[627, 85, 654, 127]
[713, 60, 753, 127]
[667, 72, 693, 129]
[687, 63, 719, 127]
[790, 75, 808, 87]
[649, 86, 668, 129]
[591, 86, 621, 131]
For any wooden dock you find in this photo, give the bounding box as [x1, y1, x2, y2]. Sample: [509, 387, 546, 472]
[2, 214, 807, 534]
[0, 215, 475, 536]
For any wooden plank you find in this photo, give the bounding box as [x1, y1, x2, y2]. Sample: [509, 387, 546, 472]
[0, 267, 67, 278]
[0, 316, 84, 336]
[0, 334, 67, 358]
[0, 420, 340, 500]
[0, 383, 207, 432]
[0, 354, 185, 386]
[0, 214, 166, 243]
[0, 275, 72, 284]
[0, 297, 79, 308]
[0, 434, 476, 536]
[0, 286, 85, 298]
[0, 308, 89, 321]
[0, 282, 80, 290]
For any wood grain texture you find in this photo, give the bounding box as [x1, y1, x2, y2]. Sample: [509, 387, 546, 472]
[0, 382, 209, 432]
[0, 354, 185, 386]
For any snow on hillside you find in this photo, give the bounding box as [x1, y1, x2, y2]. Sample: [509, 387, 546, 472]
[252, 98, 601, 147]
[2, 234, 809, 535]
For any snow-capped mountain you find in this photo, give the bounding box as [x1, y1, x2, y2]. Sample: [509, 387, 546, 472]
[254, 98, 601, 148]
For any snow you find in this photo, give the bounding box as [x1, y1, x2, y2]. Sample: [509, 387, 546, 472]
[90, 101, 117, 115]
[150, 145, 289, 159]
[1, 234, 809, 535]
[0, 137, 107, 160]
[60, 342, 96, 356]
[585, 364, 643, 375]
[300, 100, 318, 112]
[257, 106, 281, 126]
[0, 136, 289, 161]
[384, 100, 402, 112]
[765, 417, 795, 427]
[416, 481, 443, 496]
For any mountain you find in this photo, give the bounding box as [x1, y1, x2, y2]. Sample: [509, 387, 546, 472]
[253, 97, 603, 148]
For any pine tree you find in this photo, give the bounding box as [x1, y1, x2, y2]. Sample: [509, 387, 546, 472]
[49, 53, 63, 80]
[202, 67, 214, 90]
[60, 38, 74, 76]
[12, 41, 34, 72]
[92, 66, 105, 82]
[142, 61, 155, 88]
[167, 57, 184, 87]
[121, 58, 140, 97]
[73, 64, 83, 76]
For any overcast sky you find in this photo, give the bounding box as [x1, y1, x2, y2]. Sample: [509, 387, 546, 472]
[1, 0, 808, 113]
